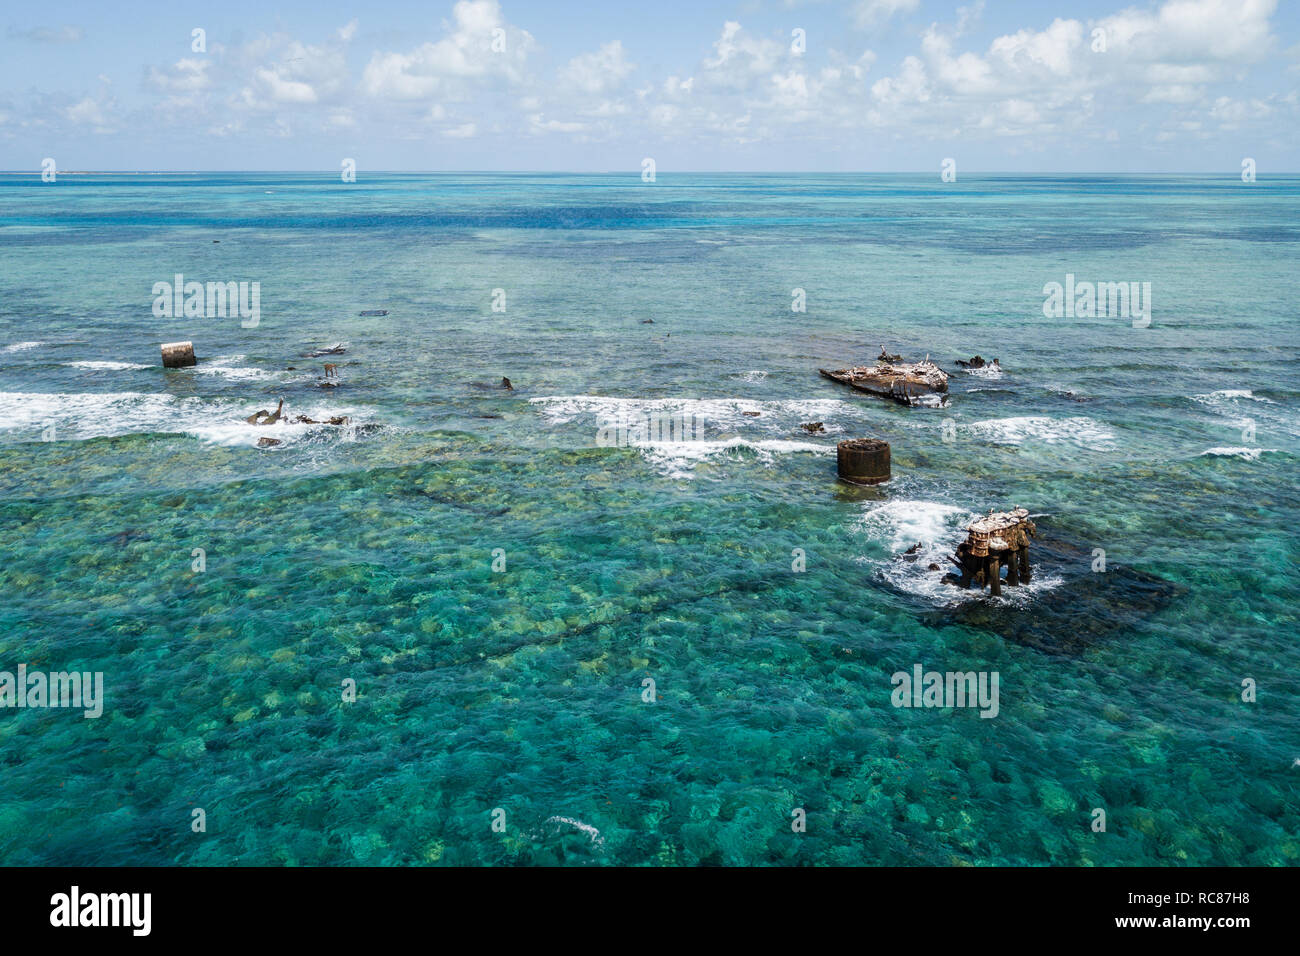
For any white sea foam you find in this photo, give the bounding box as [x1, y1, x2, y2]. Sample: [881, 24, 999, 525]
[3, 341, 45, 353]
[963, 364, 1004, 380]
[856, 499, 972, 553]
[962, 415, 1116, 450]
[0, 391, 369, 447]
[530, 395, 845, 476]
[1195, 389, 1273, 403]
[1192, 388, 1297, 439]
[542, 815, 604, 847]
[854, 498, 1064, 606]
[638, 437, 832, 479]
[1200, 446, 1279, 461]
[191, 355, 285, 382]
[736, 370, 768, 383]
[530, 395, 850, 430]
[64, 360, 151, 371]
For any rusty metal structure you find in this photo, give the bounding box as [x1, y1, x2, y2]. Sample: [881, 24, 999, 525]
[818, 357, 949, 406]
[836, 438, 890, 485]
[951, 507, 1036, 596]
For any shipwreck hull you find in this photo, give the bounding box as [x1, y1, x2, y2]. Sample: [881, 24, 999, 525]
[819, 361, 949, 406]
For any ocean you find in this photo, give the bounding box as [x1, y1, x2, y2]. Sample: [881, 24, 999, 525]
[0, 172, 1296, 865]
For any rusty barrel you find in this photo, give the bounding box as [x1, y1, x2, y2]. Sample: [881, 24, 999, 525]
[837, 438, 890, 485]
[161, 341, 196, 368]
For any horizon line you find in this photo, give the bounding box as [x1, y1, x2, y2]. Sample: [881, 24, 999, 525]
[1, 169, 1293, 176]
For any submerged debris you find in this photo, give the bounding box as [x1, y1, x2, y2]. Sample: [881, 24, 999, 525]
[922, 532, 1185, 655]
[956, 355, 1000, 369]
[301, 343, 347, 358]
[820, 357, 949, 406]
[246, 400, 285, 425]
[245, 400, 349, 428]
[291, 414, 350, 425]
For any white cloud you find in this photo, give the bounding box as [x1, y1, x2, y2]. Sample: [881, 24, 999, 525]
[29, 0, 1289, 164]
[853, 0, 920, 30]
[559, 41, 634, 95]
[361, 0, 535, 101]
[862, 0, 1279, 141]
[148, 59, 213, 95]
[955, 1, 985, 37]
[7, 25, 83, 44]
[1209, 94, 1273, 127]
[530, 114, 585, 134]
[703, 21, 784, 82]
[64, 95, 115, 133]
[247, 68, 318, 105]
[236, 39, 348, 110]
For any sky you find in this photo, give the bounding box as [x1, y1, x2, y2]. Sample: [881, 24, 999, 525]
[1, 0, 1297, 172]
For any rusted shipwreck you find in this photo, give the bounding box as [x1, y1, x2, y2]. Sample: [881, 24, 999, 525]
[245, 399, 350, 427]
[949, 507, 1036, 597]
[819, 357, 949, 406]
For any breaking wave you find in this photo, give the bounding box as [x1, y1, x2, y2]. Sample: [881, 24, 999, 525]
[961, 415, 1116, 450]
[0, 391, 374, 447]
[529, 395, 844, 478]
[64, 360, 152, 371]
[1199, 446, 1280, 461]
[854, 498, 1064, 607]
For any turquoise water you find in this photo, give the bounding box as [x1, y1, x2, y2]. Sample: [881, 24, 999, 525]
[0, 173, 1296, 865]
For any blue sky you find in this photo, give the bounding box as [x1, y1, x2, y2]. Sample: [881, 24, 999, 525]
[2, 0, 1297, 171]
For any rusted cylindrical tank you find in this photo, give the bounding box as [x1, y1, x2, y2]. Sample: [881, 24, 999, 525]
[837, 438, 890, 485]
[161, 341, 196, 368]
